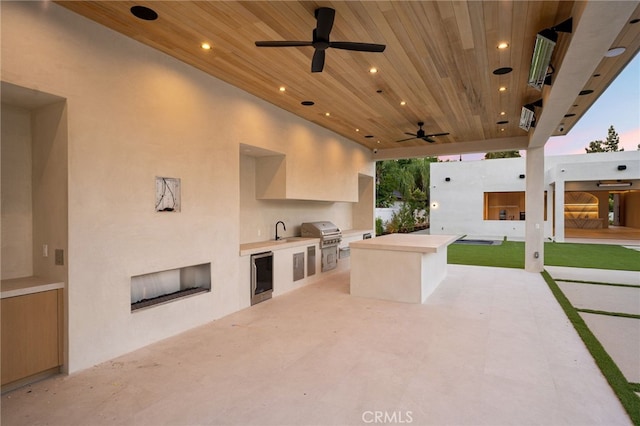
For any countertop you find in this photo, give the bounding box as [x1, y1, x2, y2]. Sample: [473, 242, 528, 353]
[349, 234, 459, 254]
[240, 237, 319, 256]
[1, 276, 65, 299]
[239, 229, 373, 256]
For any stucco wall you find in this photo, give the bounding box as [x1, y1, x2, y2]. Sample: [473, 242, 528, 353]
[239, 154, 354, 243]
[1, 105, 33, 279]
[1, 1, 372, 373]
[430, 157, 536, 239]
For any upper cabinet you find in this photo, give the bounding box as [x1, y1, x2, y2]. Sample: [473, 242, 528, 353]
[245, 144, 368, 202]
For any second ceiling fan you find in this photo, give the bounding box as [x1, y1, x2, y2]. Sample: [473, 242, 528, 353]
[397, 122, 449, 143]
[254, 7, 386, 73]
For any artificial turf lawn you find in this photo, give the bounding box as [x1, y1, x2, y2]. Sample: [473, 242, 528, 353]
[447, 241, 640, 271]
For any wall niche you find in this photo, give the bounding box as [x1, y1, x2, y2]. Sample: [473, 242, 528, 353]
[130, 263, 211, 312]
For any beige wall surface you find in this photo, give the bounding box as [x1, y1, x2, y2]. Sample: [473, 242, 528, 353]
[31, 101, 69, 283]
[1, 105, 33, 279]
[239, 154, 353, 244]
[1, 1, 372, 373]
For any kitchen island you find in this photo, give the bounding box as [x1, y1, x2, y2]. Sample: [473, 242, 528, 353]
[349, 233, 459, 303]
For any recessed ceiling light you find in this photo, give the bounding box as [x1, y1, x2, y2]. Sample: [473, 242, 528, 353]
[499, 86, 507, 92]
[130, 5, 158, 21]
[279, 86, 286, 92]
[369, 67, 378, 74]
[377, 141, 381, 144]
[301, 101, 315, 106]
[400, 101, 406, 106]
[605, 47, 626, 57]
[325, 112, 330, 117]
[497, 42, 509, 49]
[493, 67, 513, 75]
[500, 128, 505, 132]
[355, 128, 360, 132]
[579, 90, 594, 96]
[500, 111, 506, 116]
[201, 43, 211, 50]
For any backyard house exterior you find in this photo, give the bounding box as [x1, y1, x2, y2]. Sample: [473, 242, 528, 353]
[430, 151, 640, 241]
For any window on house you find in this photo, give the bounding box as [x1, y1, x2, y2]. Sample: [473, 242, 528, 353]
[484, 192, 547, 220]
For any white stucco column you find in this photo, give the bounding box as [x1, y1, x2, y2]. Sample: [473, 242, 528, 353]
[554, 179, 565, 242]
[525, 146, 545, 272]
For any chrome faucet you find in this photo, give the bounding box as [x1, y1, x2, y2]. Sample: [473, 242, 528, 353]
[275, 221, 286, 240]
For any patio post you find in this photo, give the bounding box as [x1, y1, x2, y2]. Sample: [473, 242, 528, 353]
[525, 146, 545, 272]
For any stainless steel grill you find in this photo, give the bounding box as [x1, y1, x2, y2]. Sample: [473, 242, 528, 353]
[301, 222, 342, 272]
[301, 222, 342, 247]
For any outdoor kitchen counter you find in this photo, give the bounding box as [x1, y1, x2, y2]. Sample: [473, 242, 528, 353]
[349, 234, 459, 304]
[240, 237, 319, 256]
[1, 276, 65, 299]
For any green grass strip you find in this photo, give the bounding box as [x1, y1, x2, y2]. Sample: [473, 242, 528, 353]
[576, 308, 640, 320]
[544, 242, 640, 271]
[556, 279, 640, 289]
[541, 270, 640, 425]
[448, 241, 525, 269]
[630, 383, 640, 393]
[448, 241, 640, 271]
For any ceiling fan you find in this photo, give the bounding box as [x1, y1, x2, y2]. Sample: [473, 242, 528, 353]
[396, 122, 450, 143]
[254, 7, 386, 73]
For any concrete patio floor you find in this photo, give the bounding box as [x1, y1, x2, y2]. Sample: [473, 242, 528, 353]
[546, 265, 640, 388]
[1, 264, 631, 425]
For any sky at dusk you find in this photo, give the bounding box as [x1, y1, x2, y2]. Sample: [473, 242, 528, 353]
[449, 53, 639, 161]
[545, 53, 639, 156]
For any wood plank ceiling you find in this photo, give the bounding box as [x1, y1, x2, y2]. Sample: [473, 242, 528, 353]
[57, 1, 640, 156]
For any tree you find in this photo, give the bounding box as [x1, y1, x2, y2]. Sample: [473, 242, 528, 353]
[585, 125, 623, 153]
[375, 157, 438, 233]
[484, 151, 521, 159]
[375, 157, 438, 208]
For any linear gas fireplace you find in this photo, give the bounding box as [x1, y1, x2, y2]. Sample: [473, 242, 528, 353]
[131, 263, 211, 312]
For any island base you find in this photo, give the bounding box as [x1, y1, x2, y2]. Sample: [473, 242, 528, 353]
[350, 248, 448, 304]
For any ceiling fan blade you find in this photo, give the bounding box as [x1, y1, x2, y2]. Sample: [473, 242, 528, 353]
[330, 42, 386, 52]
[312, 49, 325, 72]
[422, 137, 436, 143]
[424, 132, 450, 137]
[396, 136, 417, 142]
[315, 8, 335, 40]
[255, 41, 313, 47]
[404, 132, 418, 137]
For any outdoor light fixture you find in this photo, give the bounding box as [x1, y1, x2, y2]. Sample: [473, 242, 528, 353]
[597, 182, 632, 188]
[519, 99, 543, 132]
[519, 174, 525, 179]
[445, 177, 451, 182]
[519, 105, 535, 131]
[618, 165, 627, 170]
[528, 18, 572, 90]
